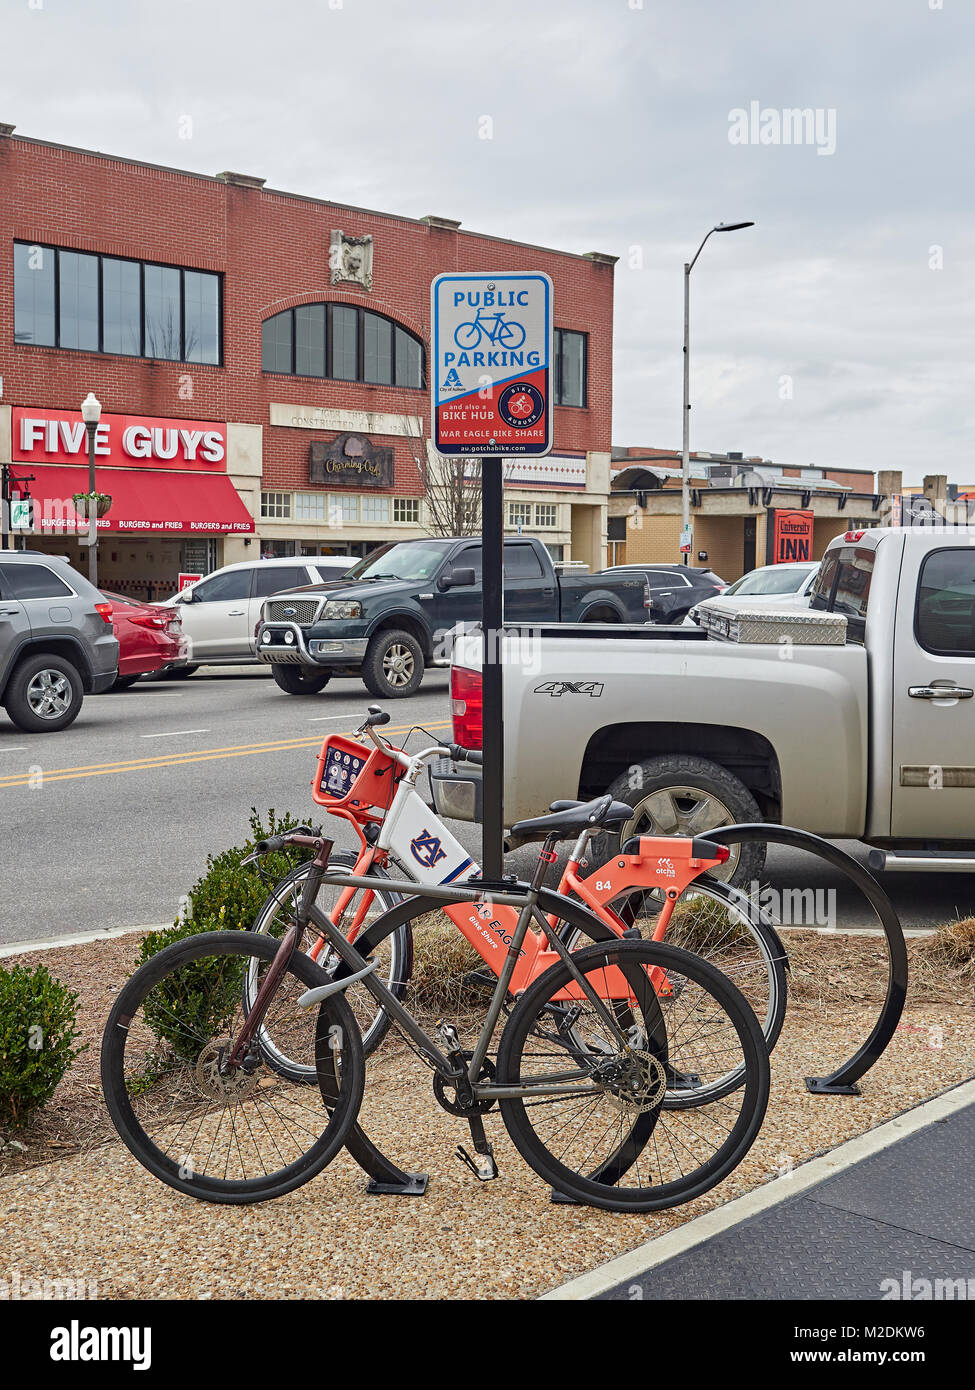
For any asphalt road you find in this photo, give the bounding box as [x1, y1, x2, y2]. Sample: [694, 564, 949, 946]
[1, 666, 972, 946]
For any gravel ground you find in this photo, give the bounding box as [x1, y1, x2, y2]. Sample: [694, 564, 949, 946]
[1, 931, 973, 1300]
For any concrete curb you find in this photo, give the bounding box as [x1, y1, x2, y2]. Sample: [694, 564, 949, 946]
[0, 924, 164, 960]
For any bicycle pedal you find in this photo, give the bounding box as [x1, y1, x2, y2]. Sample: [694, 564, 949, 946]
[455, 1145, 499, 1182]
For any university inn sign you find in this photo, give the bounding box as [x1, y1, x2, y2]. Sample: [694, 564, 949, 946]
[309, 432, 394, 489]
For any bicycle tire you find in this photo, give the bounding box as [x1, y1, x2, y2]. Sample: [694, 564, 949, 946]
[101, 931, 364, 1204]
[496, 939, 770, 1212]
[246, 852, 410, 1071]
[563, 874, 787, 1103]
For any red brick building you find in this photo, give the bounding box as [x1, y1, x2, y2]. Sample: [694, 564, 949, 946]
[0, 125, 615, 596]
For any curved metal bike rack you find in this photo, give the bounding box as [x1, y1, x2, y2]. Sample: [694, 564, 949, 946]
[698, 823, 909, 1094]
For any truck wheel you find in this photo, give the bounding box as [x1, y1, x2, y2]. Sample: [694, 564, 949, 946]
[362, 630, 424, 699]
[270, 665, 332, 695]
[589, 754, 765, 887]
[3, 653, 85, 733]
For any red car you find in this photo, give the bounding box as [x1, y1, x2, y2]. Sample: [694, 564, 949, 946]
[101, 591, 187, 689]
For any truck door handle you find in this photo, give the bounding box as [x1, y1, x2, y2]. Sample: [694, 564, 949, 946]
[0, 607, 20, 615]
[228, 609, 245, 616]
[909, 685, 974, 699]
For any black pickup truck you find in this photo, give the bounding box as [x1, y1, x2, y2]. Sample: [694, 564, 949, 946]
[255, 535, 648, 699]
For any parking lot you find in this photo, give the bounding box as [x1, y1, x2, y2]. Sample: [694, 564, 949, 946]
[0, 665, 971, 949]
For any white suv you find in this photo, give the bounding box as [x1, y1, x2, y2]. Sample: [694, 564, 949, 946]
[157, 556, 350, 671]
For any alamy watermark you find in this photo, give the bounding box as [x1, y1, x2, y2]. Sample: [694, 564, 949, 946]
[729, 101, 837, 156]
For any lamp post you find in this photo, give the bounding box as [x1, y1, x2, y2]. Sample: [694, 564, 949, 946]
[681, 221, 754, 563]
[80, 392, 102, 587]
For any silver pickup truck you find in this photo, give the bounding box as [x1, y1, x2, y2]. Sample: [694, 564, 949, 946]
[435, 527, 975, 883]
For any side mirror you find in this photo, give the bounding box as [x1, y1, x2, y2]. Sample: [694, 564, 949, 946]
[439, 566, 476, 592]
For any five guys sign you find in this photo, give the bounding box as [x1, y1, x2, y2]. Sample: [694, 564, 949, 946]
[12, 408, 227, 470]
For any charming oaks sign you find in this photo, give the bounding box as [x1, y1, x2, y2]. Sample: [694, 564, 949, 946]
[308, 433, 393, 489]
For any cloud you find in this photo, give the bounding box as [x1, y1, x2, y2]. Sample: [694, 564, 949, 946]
[3, 0, 972, 482]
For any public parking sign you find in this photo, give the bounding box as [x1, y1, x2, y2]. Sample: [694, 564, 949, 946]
[431, 272, 553, 457]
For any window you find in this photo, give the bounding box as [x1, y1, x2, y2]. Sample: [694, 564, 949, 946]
[361, 495, 391, 524]
[553, 328, 587, 407]
[394, 497, 420, 524]
[534, 503, 558, 529]
[144, 264, 181, 360]
[295, 304, 326, 378]
[183, 270, 220, 365]
[916, 549, 975, 656]
[332, 306, 358, 381]
[453, 545, 483, 580]
[192, 570, 251, 602]
[295, 492, 327, 523]
[261, 491, 292, 519]
[102, 257, 141, 355]
[262, 311, 292, 374]
[504, 544, 544, 579]
[58, 251, 99, 351]
[252, 566, 308, 598]
[506, 501, 533, 529]
[0, 562, 74, 599]
[13, 243, 55, 346]
[395, 327, 423, 388]
[261, 303, 424, 388]
[13, 242, 221, 363]
[364, 312, 393, 384]
[330, 494, 359, 524]
[811, 543, 875, 641]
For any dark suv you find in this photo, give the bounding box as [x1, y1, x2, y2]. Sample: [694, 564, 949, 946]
[0, 552, 119, 732]
[600, 564, 727, 624]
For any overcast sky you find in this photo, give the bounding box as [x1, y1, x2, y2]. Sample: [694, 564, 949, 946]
[4, 0, 973, 483]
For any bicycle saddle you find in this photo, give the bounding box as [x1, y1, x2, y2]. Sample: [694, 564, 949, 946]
[510, 794, 635, 842]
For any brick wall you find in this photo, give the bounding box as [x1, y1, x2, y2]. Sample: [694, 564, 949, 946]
[0, 135, 614, 500]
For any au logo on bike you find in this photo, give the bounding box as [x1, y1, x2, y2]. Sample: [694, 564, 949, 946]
[431, 272, 553, 457]
[410, 828, 448, 870]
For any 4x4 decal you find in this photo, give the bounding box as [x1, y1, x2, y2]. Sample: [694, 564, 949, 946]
[533, 680, 604, 697]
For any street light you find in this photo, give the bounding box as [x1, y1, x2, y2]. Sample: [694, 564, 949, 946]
[681, 221, 754, 563]
[80, 392, 102, 586]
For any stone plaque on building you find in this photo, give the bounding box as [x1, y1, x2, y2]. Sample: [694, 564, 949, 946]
[329, 230, 373, 291]
[309, 433, 393, 489]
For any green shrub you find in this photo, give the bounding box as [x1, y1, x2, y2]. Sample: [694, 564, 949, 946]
[135, 809, 314, 1056]
[0, 964, 85, 1128]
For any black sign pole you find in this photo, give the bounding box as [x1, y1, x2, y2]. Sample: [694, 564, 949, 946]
[480, 452, 504, 881]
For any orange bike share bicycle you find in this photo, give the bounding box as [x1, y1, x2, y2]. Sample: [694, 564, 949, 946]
[101, 706, 771, 1210]
[245, 705, 787, 1102]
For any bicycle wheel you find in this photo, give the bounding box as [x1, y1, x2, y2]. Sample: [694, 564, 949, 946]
[454, 321, 482, 349]
[496, 939, 769, 1212]
[564, 876, 786, 1101]
[101, 931, 364, 1204]
[246, 852, 410, 1072]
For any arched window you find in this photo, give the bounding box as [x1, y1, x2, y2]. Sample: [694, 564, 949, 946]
[261, 303, 424, 388]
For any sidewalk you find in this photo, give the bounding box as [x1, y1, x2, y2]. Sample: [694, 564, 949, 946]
[543, 1078, 975, 1300]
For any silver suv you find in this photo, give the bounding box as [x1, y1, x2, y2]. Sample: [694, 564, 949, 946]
[0, 552, 119, 732]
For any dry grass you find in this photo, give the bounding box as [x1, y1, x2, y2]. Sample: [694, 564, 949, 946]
[405, 913, 492, 1017]
[913, 915, 975, 994]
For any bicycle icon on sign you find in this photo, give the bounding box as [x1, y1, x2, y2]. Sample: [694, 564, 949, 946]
[453, 309, 526, 350]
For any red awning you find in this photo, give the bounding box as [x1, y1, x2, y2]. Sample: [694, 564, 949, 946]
[22, 466, 255, 536]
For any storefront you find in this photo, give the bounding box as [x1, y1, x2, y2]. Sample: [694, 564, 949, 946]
[1, 125, 616, 590]
[5, 406, 256, 599]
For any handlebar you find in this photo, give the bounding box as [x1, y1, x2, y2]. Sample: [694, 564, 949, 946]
[448, 744, 482, 766]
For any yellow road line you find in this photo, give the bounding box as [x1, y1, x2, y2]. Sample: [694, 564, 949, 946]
[0, 721, 451, 790]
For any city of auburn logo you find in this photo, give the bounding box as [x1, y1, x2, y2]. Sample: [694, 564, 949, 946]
[440, 367, 465, 392]
[410, 828, 448, 870]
